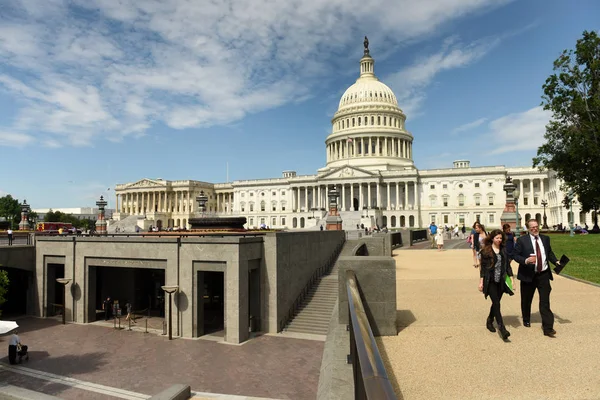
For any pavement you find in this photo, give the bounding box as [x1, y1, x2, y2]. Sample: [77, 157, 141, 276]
[379, 245, 600, 400]
[0, 318, 323, 400]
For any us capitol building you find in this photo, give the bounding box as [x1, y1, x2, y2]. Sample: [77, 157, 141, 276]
[112, 40, 587, 232]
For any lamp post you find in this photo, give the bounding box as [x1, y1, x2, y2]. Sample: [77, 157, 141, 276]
[513, 189, 520, 236]
[196, 191, 208, 218]
[541, 199, 549, 229]
[161, 285, 179, 340]
[325, 187, 343, 230]
[95, 195, 108, 236]
[56, 278, 72, 325]
[18, 199, 31, 231]
[568, 189, 575, 237]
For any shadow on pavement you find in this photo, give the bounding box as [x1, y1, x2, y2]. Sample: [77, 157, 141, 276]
[396, 310, 416, 333]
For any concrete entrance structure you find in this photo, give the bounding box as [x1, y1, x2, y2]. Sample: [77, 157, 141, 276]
[34, 231, 344, 344]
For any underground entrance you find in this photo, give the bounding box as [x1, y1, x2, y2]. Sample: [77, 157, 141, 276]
[45, 263, 64, 317]
[1, 267, 32, 317]
[88, 266, 165, 322]
[197, 271, 225, 336]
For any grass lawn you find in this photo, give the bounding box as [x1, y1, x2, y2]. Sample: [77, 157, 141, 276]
[548, 234, 600, 284]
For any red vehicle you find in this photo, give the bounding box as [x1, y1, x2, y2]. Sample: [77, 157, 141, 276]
[36, 222, 74, 234]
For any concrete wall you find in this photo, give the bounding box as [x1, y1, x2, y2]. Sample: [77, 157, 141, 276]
[34, 231, 344, 343]
[0, 246, 35, 271]
[263, 231, 345, 332]
[337, 256, 397, 336]
[340, 233, 391, 257]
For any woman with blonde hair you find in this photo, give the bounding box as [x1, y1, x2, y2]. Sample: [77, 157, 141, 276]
[478, 229, 514, 340]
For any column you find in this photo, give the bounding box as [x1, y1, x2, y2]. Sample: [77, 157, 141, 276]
[395, 183, 400, 210]
[353, 140, 357, 158]
[376, 137, 380, 156]
[530, 179, 534, 204]
[359, 183, 363, 210]
[386, 182, 391, 210]
[376, 183, 381, 208]
[312, 186, 316, 209]
[367, 183, 372, 207]
[540, 179, 545, 200]
[369, 137, 372, 156]
[384, 137, 388, 156]
[404, 183, 408, 209]
[342, 184, 346, 211]
[292, 188, 296, 211]
[350, 183, 355, 211]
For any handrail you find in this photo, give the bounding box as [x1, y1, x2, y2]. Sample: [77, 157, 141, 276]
[346, 270, 396, 400]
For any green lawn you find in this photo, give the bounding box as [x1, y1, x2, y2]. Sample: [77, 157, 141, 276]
[548, 234, 600, 284]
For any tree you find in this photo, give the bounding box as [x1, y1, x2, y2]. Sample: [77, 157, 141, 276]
[0, 270, 9, 317]
[0, 195, 21, 228]
[533, 30, 600, 231]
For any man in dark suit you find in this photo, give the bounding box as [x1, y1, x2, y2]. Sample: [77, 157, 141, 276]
[513, 219, 561, 336]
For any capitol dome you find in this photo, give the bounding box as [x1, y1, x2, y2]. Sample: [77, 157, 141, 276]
[324, 38, 414, 172]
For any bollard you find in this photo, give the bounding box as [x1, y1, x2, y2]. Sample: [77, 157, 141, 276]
[162, 320, 167, 335]
[118, 317, 121, 330]
[113, 316, 117, 329]
[145, 318, 148, 334]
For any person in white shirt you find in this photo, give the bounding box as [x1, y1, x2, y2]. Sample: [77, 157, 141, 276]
[7, 331, 28, 364]
[7, 228, 13, 246]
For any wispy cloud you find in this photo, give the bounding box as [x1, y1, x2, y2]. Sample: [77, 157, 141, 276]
[483, 106, 551, 154]
[451, 117, 488, 134]
[0, 131, 35, 147]
[0, 0, 511, 147]
[385, 35, 501, 117]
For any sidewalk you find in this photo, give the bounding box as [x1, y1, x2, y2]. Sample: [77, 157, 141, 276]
[378, 248, 600, 399]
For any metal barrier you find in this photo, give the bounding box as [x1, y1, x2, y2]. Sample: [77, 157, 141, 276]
[390, 232, 402, 248]
[346, 270, 396, 400]
[409, 229, 428, 245]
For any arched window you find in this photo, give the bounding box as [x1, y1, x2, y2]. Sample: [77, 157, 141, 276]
[260, 201, 265, 212]
[391, 216, 397, 227]
[400, 216, 406, 227]
[300, 217, 305, 228]
[352, 118, 355, 127]
[409, 215, 415, 227]
[358, 117, 361, 126]
[384, 116, 387, 126]
[378, 116, 381, 125]
[371, 116, 374, 125]
[240, 202, 246, 212]
[249, 202, 254, 212]
[280, 201, 287, 211]
[293, 217, 298, 228]
[271, 201, 277, 211]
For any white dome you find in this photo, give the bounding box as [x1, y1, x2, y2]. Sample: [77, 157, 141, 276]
[338, 79, 398, 109]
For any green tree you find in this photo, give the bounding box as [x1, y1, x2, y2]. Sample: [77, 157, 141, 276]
[0, 270, 9, 317]
[534, 30, 600, 231]
[0, 195, 21, 228]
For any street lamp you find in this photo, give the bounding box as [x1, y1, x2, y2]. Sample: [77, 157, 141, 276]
[196, 191, 208, 217]
[513, 189, 520, 236]
[541, 199, 549, 229]
[95, 195, 108, 236]
[568, 189, 575, 237]
[161, 285, 179, 340]
[18, 199, 31, 231]
[56, 278, 72, 325]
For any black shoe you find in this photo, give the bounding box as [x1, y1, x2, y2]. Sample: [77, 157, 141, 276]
[499, 325, 511, 340]
[544, 329, 556, 337]
[523, 321, 531, 328]
[486, 318, 496, 333]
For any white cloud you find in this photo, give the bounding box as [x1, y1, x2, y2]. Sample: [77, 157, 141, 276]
[0, 0, 511, 146]
[451, 117, 488, 134]
[0, 131, 35, 147]
[385, 36, 501, 117]
[482, 106, 551, 154]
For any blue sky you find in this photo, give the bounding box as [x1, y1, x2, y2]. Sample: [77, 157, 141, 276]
[0, 0, 598, 208]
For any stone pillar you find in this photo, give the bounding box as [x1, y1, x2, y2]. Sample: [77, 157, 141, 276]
[376, 183, 381, 209]
[404, 183, 408, 209]
[376, 137, 380, 156]
[350, 183, 355, 211]
[359, 183, 363, 210]
[540, 179, 545, 200]
[369, 137, 372, 156]
[386, 183, 391, 210]
[530, 179, 534, 205]
[395, 183, 400, 210]
[367, 183, 372, 207]
[384, 137, 388, 156]
[342, 184, 346, 211]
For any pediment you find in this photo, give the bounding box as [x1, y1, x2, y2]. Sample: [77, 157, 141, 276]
[126, 179, 165, 188]
[319, 166, 375, 180]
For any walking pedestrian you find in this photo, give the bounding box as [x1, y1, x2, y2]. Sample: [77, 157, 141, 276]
[7, 228, 13, 246]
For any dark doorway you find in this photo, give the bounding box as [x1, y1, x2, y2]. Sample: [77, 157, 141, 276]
[248, 265, 260, 332]
[353, 198, 359, 211]
[156, 220, 163, 230]
[197, 271, 224, 336]
[46, 263, 64, 317]
[0, 268, 30, 317]
[93, 266, 165, 321]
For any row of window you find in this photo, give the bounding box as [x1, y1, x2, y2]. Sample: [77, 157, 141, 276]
[341, 90, 395, 105]
[240, 201, 288, 213]
[430, 194, 495, 207]
[431, 214, 496, 225]
[240, 190, 286, 198]
[430, 182, 494, 190]
[336, 115, 401, 130]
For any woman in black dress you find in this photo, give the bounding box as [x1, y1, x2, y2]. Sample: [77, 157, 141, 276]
[478, 229, 514, 340]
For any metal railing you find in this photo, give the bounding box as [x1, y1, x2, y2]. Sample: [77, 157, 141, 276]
[280, 239, 345, 332]
[0, 232, 33, 246]
[346, 270, 396, 400]
[409, 229, 428, 245]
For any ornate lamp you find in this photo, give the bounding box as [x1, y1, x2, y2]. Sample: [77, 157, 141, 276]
[196, 191, 208, 216]
[513, 189, 521, 236]
[95, 195, 108, 236]
[18, 199, 31, 230]
[541, 199, 549, 229]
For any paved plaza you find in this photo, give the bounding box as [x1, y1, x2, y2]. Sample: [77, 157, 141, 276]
[0, 318, 323, 399]
[380, 247, 600, 400]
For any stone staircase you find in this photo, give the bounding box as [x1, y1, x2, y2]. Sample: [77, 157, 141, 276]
[107, 215, 144, 233]
[284, 263, 339, 336]
[338, 210, 362, 231]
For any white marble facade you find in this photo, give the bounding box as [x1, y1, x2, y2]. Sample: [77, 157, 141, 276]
[113, 45, 591, 230]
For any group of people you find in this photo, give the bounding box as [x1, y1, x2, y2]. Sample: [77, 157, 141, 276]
[429, 223, 468, 251]
[474, 219, 561, 340]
